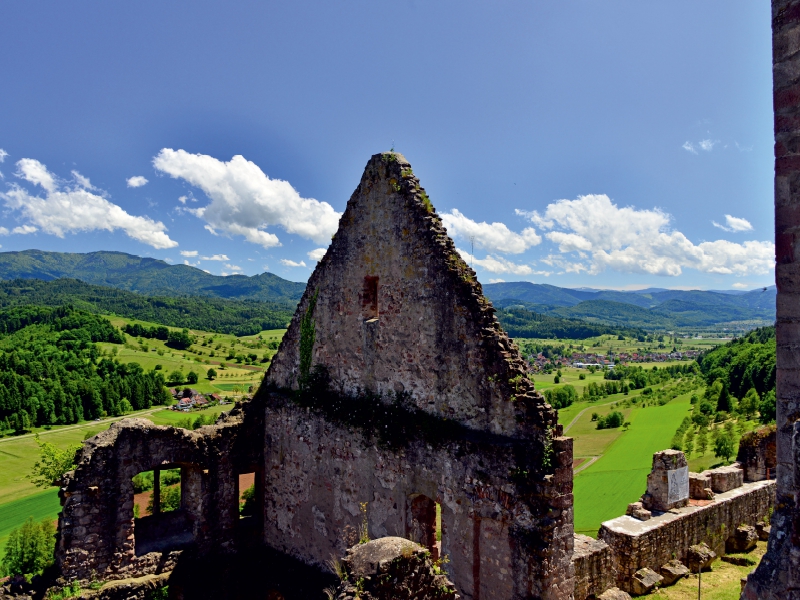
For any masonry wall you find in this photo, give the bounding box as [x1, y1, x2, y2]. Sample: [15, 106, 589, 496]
[572, 535, 615, 600]
[599, 480, 774, 593]
[743, 3, 800, 597]
[55, 406, 260, 583]
[260, 394, 575, 600]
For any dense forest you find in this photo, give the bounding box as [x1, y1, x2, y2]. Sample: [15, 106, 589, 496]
[0, 305, 170, 433]
[697, 325, 776, 423]
[494, 304, 639, 340]
[0, 278, 294, 335]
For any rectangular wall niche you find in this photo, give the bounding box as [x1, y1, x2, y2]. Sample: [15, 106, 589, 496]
[362, 276, 379, 320]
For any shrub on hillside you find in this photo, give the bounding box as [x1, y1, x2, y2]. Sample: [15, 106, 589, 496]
[596, 411, 624, 430]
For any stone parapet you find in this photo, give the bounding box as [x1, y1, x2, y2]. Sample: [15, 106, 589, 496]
[598, 480, 774, 594]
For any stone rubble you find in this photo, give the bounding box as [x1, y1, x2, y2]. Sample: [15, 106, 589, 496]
[630, 567, 663, 596]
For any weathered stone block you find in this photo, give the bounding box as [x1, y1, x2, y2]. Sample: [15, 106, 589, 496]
[756, 522, 771, 541]
[641, 450, 689, 512]
[706, 465, 744, 493]
[334, 537, 457, 600]
[659, 559, 688, 586]
[726, 525, 758, 553]
[625, 502, 642, 516]
[597, 588, 632, 600]
[631, 567, 663, 596]
[632, 508, 651, 521]
[687, 543, 716, 573]
[689, 472, 714, 500]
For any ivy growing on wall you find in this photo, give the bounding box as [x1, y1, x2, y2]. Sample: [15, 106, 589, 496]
[298, 290, 318, 388]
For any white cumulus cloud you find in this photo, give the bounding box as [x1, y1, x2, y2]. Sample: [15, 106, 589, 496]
[153, 149, 341, 248]
[307, 247, 327, 261]
[280, 258, 307, 268]
[12, 225, 37, 234]
[731, 282, 751, 289]
[489, 278, 506, 284]
[0, 149, 8, 163]
[1, 159, 177, 249]
[127, 175, 149, 188]
[699, 139, 718, 152]
[516, 194, 773, 277]
[0, 227, 8, 235]
[440, 209, 541, 254]
[682, 142, 698, 154]
[180, 250, 199, 257]
[201, 254, 229, 261]
[456, 248, 551, 276]
[225, 263, 242, 271]
[712, 214, 753, 232]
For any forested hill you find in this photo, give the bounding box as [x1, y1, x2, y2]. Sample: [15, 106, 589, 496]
[0, 249, 305, 303]
[495, 305, 642, 339]
[487, 282, 775, 330]
[0, 278, 294, 335]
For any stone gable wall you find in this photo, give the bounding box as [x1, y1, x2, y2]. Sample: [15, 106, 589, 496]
[266, 153, 552, 439]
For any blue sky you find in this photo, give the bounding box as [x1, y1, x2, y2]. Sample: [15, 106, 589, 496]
[0, 2, 774, 290]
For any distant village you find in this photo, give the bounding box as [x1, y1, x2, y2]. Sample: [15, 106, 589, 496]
[527, 348, 702, 372]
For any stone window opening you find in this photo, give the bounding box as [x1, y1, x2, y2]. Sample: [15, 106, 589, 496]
[362, 275, 379, 321]
[408, 494, 442, 561]
[131, 464, 197, 557]
[236, 468, 264, 546]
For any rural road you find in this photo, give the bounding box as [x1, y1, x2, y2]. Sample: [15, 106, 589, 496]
[0, 407, 164, 446]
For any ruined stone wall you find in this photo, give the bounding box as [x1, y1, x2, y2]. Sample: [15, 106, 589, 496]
[55, 405, 261, 583]
[259, 393, 574, 600]
[599, 480, 774, 593]
[743, 3, 800, 597]
[572, 535, 615, 600]
[266, 153, 550, 439]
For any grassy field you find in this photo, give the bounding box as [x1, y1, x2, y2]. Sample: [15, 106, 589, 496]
[98, 317, 287, 397]
[572, 391, 695, 536]
[0, 488, 61, 551]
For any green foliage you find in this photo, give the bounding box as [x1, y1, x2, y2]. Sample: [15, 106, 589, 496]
[47, 581, 82, 599]
[596, 411, 624, 430]
[698, 326, 775, 402]
[207, 368, 217, 380]
[186, 371, 198, 384]
[419, 190, 434, 213]
[28, 435, 81, 487]
[759, 390, 776, 424]
[166, 329, 193, 350]
[146, 484, 181, 515]
[544, 385, 577, 409]
[0, 306, 170, 429]
[1, 516, 55, 577]
[240, 484, 256, 516]
[714, 433, 736, 462]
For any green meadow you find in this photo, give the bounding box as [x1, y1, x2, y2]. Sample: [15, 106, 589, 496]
[570, 392, 695, 536]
